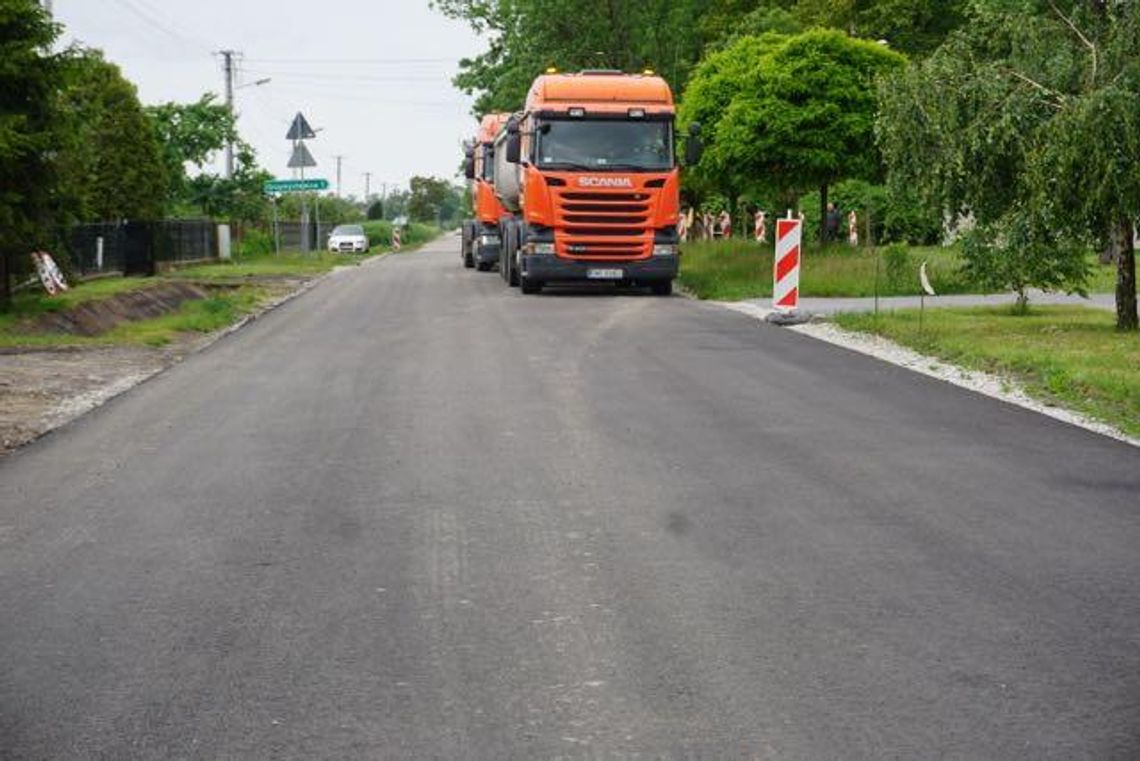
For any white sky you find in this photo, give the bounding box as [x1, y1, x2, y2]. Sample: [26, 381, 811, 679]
[53, 0, 484, 197]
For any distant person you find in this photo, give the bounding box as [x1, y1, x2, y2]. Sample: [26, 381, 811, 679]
[825, 202, 841, 243]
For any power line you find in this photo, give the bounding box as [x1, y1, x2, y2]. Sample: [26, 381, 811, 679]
[107, 0, 212, 54]
[240, 69, 451, 83]
[244, 57, 454, 65]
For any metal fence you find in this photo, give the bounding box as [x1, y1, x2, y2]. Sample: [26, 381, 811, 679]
[65, 220, 220, 276]
[273, 222, 338, 252]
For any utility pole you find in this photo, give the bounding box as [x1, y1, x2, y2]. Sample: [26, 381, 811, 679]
[363, 172, 372, 200]
[334, 155, 345, 198]
[219, 50, 238, 180]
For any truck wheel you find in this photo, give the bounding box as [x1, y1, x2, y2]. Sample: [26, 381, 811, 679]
[651, 280, 673, 296]
[508, 226, 520, 288]
[462, 222, 475, 268]
[476, 260, 491, 272]
[499, 223, 511, 283]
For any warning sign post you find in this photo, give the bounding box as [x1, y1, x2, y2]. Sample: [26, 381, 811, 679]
[765, 214, 811, 325]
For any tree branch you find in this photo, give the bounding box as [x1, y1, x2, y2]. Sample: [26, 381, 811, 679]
[1048, 0, 1098, 86]
[1006, 68, 1067, 110]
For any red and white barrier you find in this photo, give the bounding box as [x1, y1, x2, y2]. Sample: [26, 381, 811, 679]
[31, 252, 68, 295]
[773, 217, 801, 311]
[392, 228, 402, 251]
[754, 210, 767, 243]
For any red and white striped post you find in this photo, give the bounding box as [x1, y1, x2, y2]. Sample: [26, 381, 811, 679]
[773, 214, 801, 312]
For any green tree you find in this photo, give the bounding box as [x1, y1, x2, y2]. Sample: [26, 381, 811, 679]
[433, 0, 714, 115]
[795, 0, 966, 56]
[877, 0, 1138, 327]
[407, 176, 459, 223]
[56, 49, 166, 222]
[366, 199, 384, 220]
[682, 29, 906, 235]
[0, 0, 65, 310]
[145, 94, 236, 211]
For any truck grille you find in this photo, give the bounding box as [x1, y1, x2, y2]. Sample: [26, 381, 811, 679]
[554, 191, 653, 259]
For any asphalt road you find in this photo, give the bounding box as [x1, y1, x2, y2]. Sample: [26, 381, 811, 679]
[2, 236, 1139, 759]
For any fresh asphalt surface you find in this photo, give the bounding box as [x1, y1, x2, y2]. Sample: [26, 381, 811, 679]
[2, 236, 1139, 759]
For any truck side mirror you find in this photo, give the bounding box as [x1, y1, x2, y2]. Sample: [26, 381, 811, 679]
[464, 154, 475, 179]
[506, 133, 521, 164]
[507, 116, 520, 135]
[685, 122, 703, 167]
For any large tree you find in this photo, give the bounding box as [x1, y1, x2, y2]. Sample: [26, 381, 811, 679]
[681, 29, 906, 234]
[145, 94, 237, 212]
[434, 0, 961, 117]
[877, 0, 1139, 328]
[56, 49, 167, 222]
[795, 0, 967, 56]
[432, 0, 715, 115]
[0, 0, 66, 310]
[406, 176, 463, 224]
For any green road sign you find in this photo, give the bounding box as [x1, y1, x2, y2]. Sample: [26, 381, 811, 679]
[263, 178, 329, 193]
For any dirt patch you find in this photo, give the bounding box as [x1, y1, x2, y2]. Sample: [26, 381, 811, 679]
[0, 344, 185, 454]
[27, 281, 213, 336]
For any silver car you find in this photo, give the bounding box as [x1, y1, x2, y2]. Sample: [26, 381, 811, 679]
[327, 224, 369, 253]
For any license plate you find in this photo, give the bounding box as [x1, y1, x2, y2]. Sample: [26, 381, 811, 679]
[586, 268, 624, 280]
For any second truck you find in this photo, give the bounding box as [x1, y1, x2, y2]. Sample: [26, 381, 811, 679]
[461, 112, 513, 271]
[492, 69, 700, 295]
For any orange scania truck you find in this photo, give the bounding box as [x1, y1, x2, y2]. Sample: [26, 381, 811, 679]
[493, 69, 701, 294]
[461, 112, 512, 271]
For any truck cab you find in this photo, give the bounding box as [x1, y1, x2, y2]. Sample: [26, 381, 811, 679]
[495, 70, 699, 295]
[461, 112, 512, 271]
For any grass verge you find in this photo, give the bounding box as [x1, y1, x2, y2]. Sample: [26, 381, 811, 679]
[0, 285, 270, 349]
[833, 305, 1140, 438]
[678, 239, 1119, 301]
[171, 250, 359, 279]
[103, 287, 268, 346]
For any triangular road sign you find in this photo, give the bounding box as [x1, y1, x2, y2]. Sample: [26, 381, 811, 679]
[286, 112, 316, 141]
[287, 142, 317, 169]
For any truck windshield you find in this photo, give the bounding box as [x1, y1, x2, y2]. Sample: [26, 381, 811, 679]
[535, 119, 673, 171]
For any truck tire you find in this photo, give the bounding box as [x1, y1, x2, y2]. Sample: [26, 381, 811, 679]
[462, 221, 475, 268]
[651, 280, 673, 296]
[499, 222, 511, 283]
[507, 223, 520, 288]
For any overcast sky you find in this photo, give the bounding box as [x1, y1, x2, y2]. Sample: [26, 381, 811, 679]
[53, 0, 484, 197]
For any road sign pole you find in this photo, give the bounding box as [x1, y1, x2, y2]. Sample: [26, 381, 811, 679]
[272, 196, 281, 257]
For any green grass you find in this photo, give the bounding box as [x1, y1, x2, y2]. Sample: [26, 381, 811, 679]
[170, 250, 358, 279]
[834, 305, 1140, 437]
[677, 240, 1120, 301]
[103, 288, 267, 346]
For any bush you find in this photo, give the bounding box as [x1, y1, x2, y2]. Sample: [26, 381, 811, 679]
[235, 228, 274, 258]
[361, 220, 394, 247]
[360, 221, 439, 249]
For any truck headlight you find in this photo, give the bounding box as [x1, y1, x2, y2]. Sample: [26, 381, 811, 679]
[479, 235, 500, 246]
[653, 244, 678, 256]
[526, 242, 555, 255]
